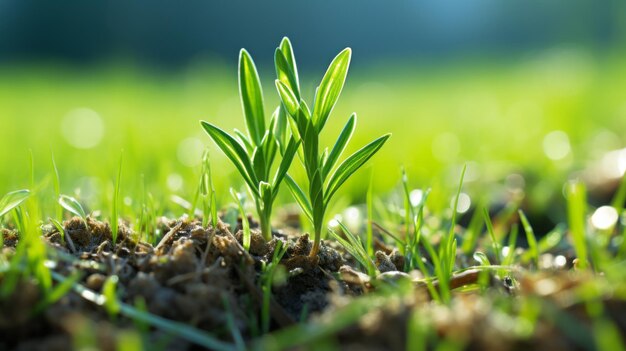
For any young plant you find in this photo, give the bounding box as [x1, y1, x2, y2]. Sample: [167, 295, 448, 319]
[275, 38, 390, 258]
[0, 189, 30, 249]
[190, 151, 218, 228]
[200, 47, 300, 241]
[59, 194, 88, 227]
[230, 188, 251, 251]
[260, 239, 288, 334]
[328, 220, 377, 278]
[0, 189, 31, 226]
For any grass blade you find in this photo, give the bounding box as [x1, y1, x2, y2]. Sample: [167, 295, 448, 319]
[239, 49, 265, 146]
[111, 151, 123, 244]
[50, 271, 235, 351]
[366, 173, 374, 257]
[483, 208, 502, 264]
[518, 210, 539, 268]
[230, 188, 251, 251]
[566, 180, 588, 269]
[51, 150, 62, 222]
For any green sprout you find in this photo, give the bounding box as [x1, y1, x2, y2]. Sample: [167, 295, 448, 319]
[59, 194, 88, 227]
[201, 45, 300, 241]
[275, 38, 391, 258]
[0, 189, 31, 226]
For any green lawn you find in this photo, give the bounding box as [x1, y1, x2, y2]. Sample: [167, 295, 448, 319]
[1, 48, 625, 223]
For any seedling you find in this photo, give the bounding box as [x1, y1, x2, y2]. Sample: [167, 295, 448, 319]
[201, 45, 300, 241]
[0, 189, 31, 226]
[0, 189, 30, 249]
[230, 188, 251, 251]
[59, 194, 88, 227]
[190, 151, 218, 228]
[328, 220, 377, 278]
[260, 239, 288, 334]
[275, 38, 390, 258]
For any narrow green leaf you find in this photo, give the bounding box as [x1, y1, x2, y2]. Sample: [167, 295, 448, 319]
[50, 272, 235, 351]
[0, 189, 30, 218]
[51, 151, 62, 222]
[261, 130, 279, 176]
[313, 48, 351, 131]
[278, 37, 300, 97]
[252, 147, 267, 183]
[566, 180, 588, 269]
[32, 271, 83, 314]
[518, 210, 539, 268]
[200, 121, 260, 197]
[324, 134, 390, 205]
[284, 175, 313, 223]
[234, 129, 255, 155]
[503, 224, 519, 267]
[239, 49, 265, 145]
[50, 218, 66, 244]
[272, 138, 301, 200]
[230, 188, 251, 251]
[275, 80, 299, 117]
[103, 275, 121, 317]
[273, 107, 289, 154]
[329, 222, 376, 277]
[322, 113, 356, 179]
[59, 194, 87, 224]
[259, 182, 273, 214]
[303, 120, 320, 178]
[274, 48, 300, 100]
[473, 252, 491, 266]
[483, 208, 502, 264]
[111, 151, 123, 244]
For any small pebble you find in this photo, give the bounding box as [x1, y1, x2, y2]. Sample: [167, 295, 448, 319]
[86, 273, 107, 291]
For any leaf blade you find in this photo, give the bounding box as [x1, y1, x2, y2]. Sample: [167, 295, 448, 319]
[0, 189, 30, 218]
[324, 134, 390, 205]
[313, 48, 352, 131]
[200, 121, 260, 197]
[284, 175, 313, 223]
[239, 49, 265, 145]
[322, 113, 356, 179]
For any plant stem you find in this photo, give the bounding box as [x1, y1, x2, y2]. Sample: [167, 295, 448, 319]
[309, 228, 321, 258]
[259, 211, 272, 241]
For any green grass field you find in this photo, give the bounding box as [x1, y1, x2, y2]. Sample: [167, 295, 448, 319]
[2, 45, 626, 350]
[2, 48, 625, 221]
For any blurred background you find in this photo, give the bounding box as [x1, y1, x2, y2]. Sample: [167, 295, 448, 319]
[1, 0, 625, 230]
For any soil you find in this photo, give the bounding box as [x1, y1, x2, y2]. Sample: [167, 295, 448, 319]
[0, 215, 624, 350]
